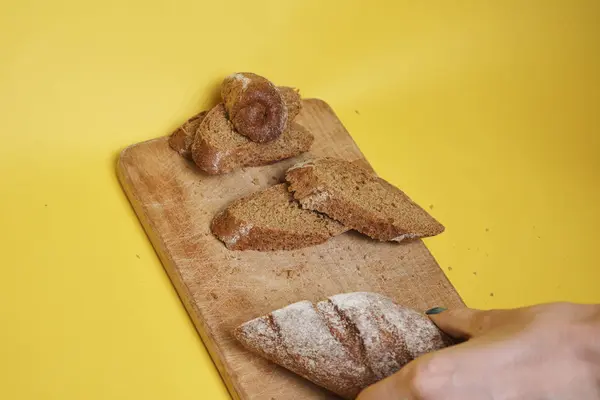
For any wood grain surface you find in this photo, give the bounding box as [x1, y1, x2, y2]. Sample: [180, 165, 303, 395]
[117, 99, 464, 400]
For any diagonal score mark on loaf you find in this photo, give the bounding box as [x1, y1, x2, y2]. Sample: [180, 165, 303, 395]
[264, 310, 340, 396]
[329, 293, 445, 380]
[317, 300, 377, 384]
[326, 294, 410, 381]
[269, 301, 368, 399]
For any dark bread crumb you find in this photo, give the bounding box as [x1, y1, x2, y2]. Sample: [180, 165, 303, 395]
[211, 184, 347, 251]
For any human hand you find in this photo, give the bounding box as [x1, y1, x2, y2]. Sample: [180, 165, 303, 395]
[357, 302, 600, 400]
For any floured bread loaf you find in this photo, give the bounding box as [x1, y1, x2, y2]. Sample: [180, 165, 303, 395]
[234, 292, 451, 399]
[221, 72, 288, 143]
[211, 183, 347, 251]
[192, 104, 313, 175]
[286, 158, 445, 241]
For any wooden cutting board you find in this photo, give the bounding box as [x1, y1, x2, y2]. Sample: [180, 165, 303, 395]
[117, 99, 464, 400]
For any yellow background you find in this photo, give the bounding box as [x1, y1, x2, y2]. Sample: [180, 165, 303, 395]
[1, 0, 598, 399]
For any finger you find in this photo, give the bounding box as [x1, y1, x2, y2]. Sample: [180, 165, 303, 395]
[427, 308, 496, 339]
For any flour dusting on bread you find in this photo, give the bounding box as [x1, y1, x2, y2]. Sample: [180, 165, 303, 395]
[229, 73, 251, 90]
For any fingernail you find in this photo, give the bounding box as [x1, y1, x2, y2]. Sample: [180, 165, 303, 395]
[425, 307, 447, 315]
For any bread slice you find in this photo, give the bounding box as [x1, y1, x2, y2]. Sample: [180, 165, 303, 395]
[234, 292, 451, 399]
[211, 184, 347, 251]
[286, 158, 444, 241]
[168, 111, 207, 160]
[169, 86, 301, 160]
[192, 104, 313, 175]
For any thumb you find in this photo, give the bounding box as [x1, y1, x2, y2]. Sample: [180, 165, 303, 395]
[426, 307, 497, 339]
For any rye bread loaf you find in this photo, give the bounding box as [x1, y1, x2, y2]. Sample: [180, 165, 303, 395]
[168, 111, 208, 159]
[211, 183, 347, 251]
[234, 292, 451, 399]
[221, 72, 288, 143]
[192, 104, 313, 175]
[286, 158, 445, 241]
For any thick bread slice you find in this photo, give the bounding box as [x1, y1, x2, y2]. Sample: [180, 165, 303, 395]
[211, 184, 347, 251]
[286, 158, 444, 241]
[192, 104, 313, 175]
[168, 111, 207, 159]
[234, 292, 451, 399]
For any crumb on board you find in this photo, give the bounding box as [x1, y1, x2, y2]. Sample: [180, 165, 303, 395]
[355, 110, 360, 115]
[136, 254, 140, 259]
[448, 266, 453, 271]
[490, 292, 494, 297]
[429, 204, 434, 210]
